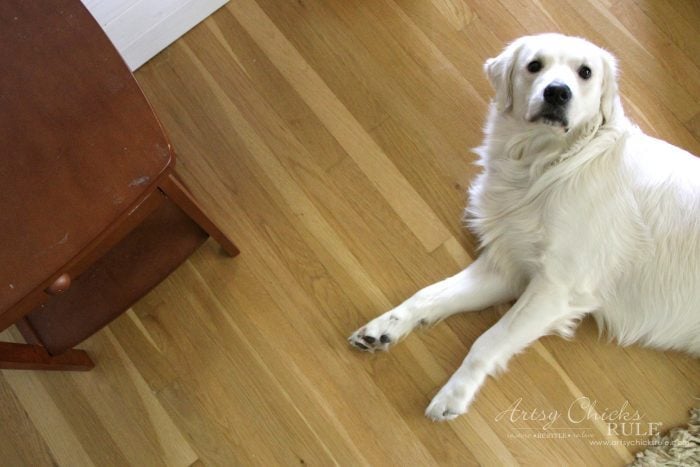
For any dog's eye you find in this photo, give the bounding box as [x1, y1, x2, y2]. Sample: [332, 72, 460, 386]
[527, 60, 542, 73]
[578, 65, 592, 80]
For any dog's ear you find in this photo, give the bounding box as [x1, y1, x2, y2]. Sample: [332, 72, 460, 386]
[484, 39, 524, 113]
[599, 49, 620, 123]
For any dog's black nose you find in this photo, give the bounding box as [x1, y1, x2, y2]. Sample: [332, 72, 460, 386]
[543, 83, 572, 106]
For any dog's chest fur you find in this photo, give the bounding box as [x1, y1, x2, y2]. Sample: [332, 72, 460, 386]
[466, 119, 573, 284]
[465, 111, 620, 286]
[468, 169, 543, 277]
[466, 109, 700, 355]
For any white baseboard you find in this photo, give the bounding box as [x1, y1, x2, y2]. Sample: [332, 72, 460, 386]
[82, 0, 228, 70]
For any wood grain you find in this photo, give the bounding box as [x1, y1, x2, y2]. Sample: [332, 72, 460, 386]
[2, 0, 699, 465]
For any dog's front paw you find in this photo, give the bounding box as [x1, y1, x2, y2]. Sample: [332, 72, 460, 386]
[425, 383, 474, 421]
[348, 327, 391, 352]
[348, 310, 414, 352]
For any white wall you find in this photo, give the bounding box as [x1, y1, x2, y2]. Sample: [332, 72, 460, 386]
[82, 0, 228, 70]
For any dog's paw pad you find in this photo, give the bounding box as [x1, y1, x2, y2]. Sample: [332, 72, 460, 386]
[348, 330, 391, 352]
[348, 309, 420, 352]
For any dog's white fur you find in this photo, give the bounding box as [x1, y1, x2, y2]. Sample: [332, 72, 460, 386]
[349, 34, 700, 421]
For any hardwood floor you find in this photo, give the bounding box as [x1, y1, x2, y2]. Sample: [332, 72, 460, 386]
[2, 0, 699, 465]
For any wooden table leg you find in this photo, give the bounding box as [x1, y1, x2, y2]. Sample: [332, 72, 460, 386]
[0, 341, 94, 371]
[15, 317, 42, 345]
[159, 173, 240, 257]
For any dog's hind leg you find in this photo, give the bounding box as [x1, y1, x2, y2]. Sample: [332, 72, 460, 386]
[348, 256, 515, 352]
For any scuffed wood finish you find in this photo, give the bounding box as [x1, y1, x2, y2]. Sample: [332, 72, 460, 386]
[0, 0, 238, 371]
[0, 0, 173, 318]
[2, 0, 699, 464]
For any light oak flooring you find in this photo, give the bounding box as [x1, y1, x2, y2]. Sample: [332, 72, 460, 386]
[2, 0, 700, 465]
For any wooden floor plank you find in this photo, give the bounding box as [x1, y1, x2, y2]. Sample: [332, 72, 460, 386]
[0, 371, 56, 467]
[230, 0, 453, 253]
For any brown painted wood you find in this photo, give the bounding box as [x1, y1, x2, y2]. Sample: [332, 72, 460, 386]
[0, 342, 93, 371]
[0, 177, 167, 333]
[23, 196, 209, 355]
[160, 174, 240, 257]
[0, 0, 173, 318]
[0, 0, 239, 370]
[14, 318, 42, 346]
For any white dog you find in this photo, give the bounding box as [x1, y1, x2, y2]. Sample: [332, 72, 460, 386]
[349, 33, 700, 421]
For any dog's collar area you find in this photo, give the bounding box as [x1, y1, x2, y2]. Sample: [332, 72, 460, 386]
[546, 114, 607, 169]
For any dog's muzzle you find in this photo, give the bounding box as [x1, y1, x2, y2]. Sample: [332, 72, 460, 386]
[531, 82, 571, 128]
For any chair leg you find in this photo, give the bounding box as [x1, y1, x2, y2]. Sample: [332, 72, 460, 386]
[15, 317, 42, 345]
[0, 341, 94, 371]
[159, 173, 239, 257]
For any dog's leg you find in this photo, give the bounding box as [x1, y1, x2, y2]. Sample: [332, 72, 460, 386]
[348, 256, 515, 352]
[424, 275, 580, 421]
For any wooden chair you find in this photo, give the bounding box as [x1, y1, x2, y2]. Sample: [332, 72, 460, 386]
[0, 0, 238, 370]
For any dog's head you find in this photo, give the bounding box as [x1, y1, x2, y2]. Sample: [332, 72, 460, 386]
[484, 34, 618, 131]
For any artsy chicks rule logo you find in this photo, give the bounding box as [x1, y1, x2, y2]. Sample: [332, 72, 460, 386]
[495, 396, 662, 438]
